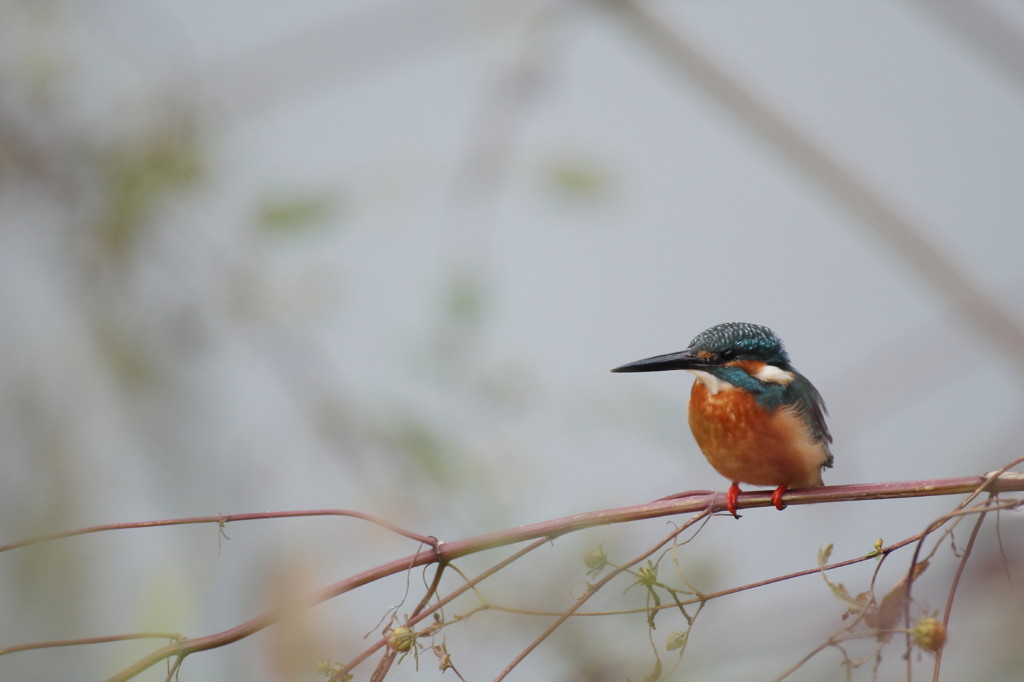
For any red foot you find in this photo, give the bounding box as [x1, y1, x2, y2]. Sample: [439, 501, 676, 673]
[771, 485, 788, 511]
[726, 481, 741, 518]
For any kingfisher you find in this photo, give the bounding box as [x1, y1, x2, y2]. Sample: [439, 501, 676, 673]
[612, 322, 833, 517]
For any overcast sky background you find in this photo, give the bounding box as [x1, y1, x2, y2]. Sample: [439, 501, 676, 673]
[2, 1, 1023, 680]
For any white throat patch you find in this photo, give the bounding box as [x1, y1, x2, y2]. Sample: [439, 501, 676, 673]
[687, 370, 733, 395]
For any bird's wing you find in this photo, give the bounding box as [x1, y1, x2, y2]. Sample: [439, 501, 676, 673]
[787, 369, 834, 467]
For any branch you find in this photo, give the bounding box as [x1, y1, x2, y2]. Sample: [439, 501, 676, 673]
[3, 471, 1020, 681]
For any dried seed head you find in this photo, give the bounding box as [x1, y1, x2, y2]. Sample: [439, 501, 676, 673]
[387, 626, 415, 653]
[913, 617, 947, 652]
[666, 631, 688, 651]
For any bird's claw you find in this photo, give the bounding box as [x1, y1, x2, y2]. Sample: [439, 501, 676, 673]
[726, 482, 741, 518]
[771, 485, 787, 511]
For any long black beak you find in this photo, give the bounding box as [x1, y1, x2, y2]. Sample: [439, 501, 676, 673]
[611, 349, 711, 373]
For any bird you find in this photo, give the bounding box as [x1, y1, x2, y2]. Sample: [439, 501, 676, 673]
[612, 322, 833, 517]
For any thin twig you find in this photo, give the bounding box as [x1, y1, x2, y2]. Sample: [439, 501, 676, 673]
[0, 508, 438, 554]
[0, 633, 182, 657]
[901, 457, 1024, 679]
[932, 493, 993, 682]
[332, 537, 552, 681]
[494, 509, 713, 681]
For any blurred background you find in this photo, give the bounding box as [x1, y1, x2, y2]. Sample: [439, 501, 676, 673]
[1, 1, 1023, 680]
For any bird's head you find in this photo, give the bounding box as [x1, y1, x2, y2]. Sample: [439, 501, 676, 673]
[611, 322, 794, 390]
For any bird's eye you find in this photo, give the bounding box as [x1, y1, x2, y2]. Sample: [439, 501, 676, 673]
[719, 349, 737, 361]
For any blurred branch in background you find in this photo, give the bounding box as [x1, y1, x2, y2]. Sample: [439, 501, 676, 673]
[908, 0, 1024, 92]
[601, 0, 1024, 375]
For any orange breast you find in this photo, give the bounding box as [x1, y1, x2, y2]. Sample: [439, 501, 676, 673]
[687, 381, 827, 488]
